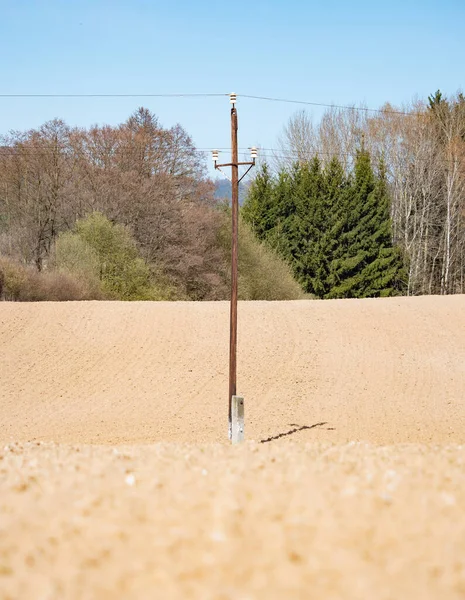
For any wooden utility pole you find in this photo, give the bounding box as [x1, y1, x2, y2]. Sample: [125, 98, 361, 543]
[229, 102, 239, 428]
[212, 93, 257, 441]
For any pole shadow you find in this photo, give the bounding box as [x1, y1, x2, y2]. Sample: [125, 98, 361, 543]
[260, 422, 330, 444]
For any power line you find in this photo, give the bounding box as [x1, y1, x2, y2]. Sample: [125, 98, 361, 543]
[0, 91, 415, 116]
[238, 94, 414, 117]
[0, 93, 229, 98]
[1, 145, 462, 166]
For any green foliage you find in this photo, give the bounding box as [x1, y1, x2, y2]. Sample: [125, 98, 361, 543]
[58, 213, 172, 300]
[55, 232, 102, 297]
[238, 221, 305, 301]
[241, 163, 275, 240]
[217, 214, 305, 301]
[242, 153, 406, 299]
[327, 152, 406, 298]
[428, 89, 446, 110]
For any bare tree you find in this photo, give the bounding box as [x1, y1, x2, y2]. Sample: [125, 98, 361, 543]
[0, 120, 76, 269]
[275, 110, 316, 170]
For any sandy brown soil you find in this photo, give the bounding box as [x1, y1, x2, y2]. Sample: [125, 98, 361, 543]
[0, 297, 464, 598]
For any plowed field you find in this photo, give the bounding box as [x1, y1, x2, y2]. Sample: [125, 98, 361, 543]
[0, 297, 464, 598]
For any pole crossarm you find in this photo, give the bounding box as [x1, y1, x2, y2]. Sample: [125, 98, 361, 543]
[215, 160, 255, 183]
[215, 161, 255, 168]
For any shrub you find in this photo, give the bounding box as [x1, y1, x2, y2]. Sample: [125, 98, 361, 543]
[0, 256, 97, 301]
[60, 213, 172, 300]
[0, 257, 27, 300]
[55, 233, 103, 298]
[31, 270, 96, 301]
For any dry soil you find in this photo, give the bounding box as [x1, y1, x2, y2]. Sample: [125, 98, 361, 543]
[0, 297, 464, 599]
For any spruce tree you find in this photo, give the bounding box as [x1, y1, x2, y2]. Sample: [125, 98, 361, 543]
[262, 168, 293, 259]
[261, 160, 324, 293]
[241, 163, 275, 241]
[291, 157, 325, 294]
[242, 150, 406, 299]
[313, 157, 349, 297]
[327, 151, 405, 298]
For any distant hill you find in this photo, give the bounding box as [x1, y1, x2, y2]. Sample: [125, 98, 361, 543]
[214, 178, 249, 205]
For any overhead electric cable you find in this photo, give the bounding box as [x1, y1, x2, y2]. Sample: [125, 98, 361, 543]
[0, 92, 416, 116]
[238, 94, 414, 116]
[0, 93, 229, 98]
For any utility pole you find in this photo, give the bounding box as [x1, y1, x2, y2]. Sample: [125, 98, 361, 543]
[212, 93, 257, 442]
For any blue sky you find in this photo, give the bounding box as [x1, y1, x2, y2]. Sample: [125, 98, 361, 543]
[0, 0, 464, 175]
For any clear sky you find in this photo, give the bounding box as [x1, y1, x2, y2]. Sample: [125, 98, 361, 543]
[1, 0, 464, 174]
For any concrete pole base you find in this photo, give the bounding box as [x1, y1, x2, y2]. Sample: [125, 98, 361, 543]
[231, 395, 244, 444]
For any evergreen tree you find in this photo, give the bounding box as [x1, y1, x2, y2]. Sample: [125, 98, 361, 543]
[291, 157, 325, 294]
[428, 89, 446, 111]
[241, 163, 275, 240]
[262, 168, 293, 258]
[313, 157, 349, 297]
[327, 151, 405, 298]
[242, 150, 406, 299]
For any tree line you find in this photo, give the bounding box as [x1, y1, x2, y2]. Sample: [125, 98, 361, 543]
[0, 108, 302, 301]
[242, 151, 405, 298]
[1, 91, 463, 302]
[271, 90, 465, 296]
